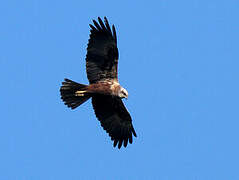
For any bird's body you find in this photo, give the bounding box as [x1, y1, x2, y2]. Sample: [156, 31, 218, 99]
[60, 17, 136, 149]
[79, 80, 119, 96]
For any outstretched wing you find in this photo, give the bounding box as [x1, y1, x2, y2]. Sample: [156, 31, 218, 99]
[92, 95, 137, 149]
[86, 17, 119, 84]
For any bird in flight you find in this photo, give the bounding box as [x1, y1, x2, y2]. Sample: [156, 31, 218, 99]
[60, 17, 136, 149]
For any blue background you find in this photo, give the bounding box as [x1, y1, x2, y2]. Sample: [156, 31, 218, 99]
[1, 0, 239, 179]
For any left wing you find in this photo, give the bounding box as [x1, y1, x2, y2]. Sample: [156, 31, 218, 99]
[86, 17, 119, 84]
[91, 95, 137, 149]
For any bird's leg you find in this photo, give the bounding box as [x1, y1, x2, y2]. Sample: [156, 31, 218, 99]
[75, 90, 87, 96]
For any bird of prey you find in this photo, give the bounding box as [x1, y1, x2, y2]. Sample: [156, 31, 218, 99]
[60, 17, 136, 149]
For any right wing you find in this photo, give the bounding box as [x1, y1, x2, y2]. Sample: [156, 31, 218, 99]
[86, 17, 119, 84]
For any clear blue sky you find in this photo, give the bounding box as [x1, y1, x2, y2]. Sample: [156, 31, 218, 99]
[1, 0, 239, 179]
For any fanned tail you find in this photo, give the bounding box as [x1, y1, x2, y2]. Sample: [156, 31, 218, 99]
[60, 78, 90, 109]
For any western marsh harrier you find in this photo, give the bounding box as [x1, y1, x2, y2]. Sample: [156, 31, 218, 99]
[60, 17, 136, 149]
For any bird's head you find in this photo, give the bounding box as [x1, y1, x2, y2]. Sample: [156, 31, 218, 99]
[118, 87, 128, 99]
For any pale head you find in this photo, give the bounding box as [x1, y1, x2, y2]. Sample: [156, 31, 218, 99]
[118, 87, 128, 99]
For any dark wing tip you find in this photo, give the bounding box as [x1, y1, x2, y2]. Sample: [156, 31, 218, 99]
[112, 25, 117, 44]
[89, 24, 97, 31]
[104, 17, 112, 34]
[111, 125, 136, 149]
[118, 140, 123, 149]
[89, 17, 117, 43]
[92, 19, 101, 31]
[98, 17, 108, 32]
[123, 139, 128, 147]
[132, 126, 137, 137]
[97, 16, 102, 21]
[113, 140, 118, 147]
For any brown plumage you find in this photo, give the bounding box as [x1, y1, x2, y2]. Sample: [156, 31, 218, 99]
[60, 17, 136, 149]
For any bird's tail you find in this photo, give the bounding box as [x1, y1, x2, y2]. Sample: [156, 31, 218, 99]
[60, 78, 90, 109]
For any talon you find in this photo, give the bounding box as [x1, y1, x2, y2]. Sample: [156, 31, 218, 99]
[75, 90, 86, 96]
